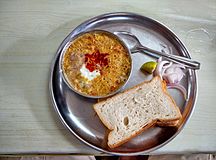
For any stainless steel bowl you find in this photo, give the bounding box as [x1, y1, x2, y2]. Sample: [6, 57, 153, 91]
[59, 30, 133, 99]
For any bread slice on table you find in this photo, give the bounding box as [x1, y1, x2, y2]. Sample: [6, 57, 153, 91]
[93, 76, 182, 148]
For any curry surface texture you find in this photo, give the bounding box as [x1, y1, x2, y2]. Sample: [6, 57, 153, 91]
[62, 31, 131, 96]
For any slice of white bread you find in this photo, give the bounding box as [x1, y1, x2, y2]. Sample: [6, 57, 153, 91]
[93, 76, 182, 148]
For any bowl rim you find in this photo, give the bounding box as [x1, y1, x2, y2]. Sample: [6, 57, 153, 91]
[59, 29, 133, 99]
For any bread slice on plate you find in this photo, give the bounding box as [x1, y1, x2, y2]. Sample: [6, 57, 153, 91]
[93, 76, 182, 148]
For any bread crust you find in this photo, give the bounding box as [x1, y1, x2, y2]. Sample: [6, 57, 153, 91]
[108, 119, 180, 148]
[94, 77, 161, 107]
[157, 119, 179, 127]
[93, 76, 182, 148]
[108, 120, 157, 148]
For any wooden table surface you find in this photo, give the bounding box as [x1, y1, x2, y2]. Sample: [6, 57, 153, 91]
[0, 0, 216, 155]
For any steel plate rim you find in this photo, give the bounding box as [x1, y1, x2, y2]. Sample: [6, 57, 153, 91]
[49, 12, 198, 155]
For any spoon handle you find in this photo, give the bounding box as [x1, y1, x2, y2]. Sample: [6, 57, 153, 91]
[133, 46, 200, 70]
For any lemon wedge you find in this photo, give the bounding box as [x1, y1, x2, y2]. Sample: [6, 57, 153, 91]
[140, 61, 157, 74]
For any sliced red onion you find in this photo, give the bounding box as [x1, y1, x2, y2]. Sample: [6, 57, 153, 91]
[165, 65, 185, 83]
[167, 83, 187, 99]
[165, 67, 174, 74]
[154, 58, 186, 85]
[161, 62, 173, 76]
[163, 73, 178, 84]
[153, 58, 187, 99]
[174, 67, 185, 81]
[154, 60, 170, 78]
[162, 62, 173, 70]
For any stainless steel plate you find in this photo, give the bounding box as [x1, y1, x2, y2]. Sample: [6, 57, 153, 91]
[49, 12, 197, 155]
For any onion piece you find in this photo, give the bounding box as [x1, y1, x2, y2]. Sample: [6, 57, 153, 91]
[167, 83, 187, 100]
[175, 67, 185, 81]
[154, 60, 170, 78]
[162, 62, 173, 70]
[163, 73, 178, 84]
[165, 65, 185, 83]
[153, 57, 187, 99]
[161, 62, 173, 76]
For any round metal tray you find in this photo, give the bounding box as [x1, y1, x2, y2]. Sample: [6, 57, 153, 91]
[49, 12, 197, 155]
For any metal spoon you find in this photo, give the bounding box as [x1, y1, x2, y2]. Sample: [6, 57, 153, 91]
[114, 31, 200, 70]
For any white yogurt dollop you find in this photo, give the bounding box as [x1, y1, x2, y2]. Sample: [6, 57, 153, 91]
[80, 64, 100, 81]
